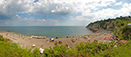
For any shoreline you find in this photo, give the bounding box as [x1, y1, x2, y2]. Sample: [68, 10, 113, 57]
[0, 30, 113, 49]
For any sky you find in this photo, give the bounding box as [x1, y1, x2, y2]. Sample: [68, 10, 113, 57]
[0, 0, 131, 26]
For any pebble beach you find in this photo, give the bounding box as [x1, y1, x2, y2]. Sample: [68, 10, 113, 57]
[0, 30, 113, 49]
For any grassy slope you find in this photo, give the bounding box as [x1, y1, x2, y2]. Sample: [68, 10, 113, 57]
[0, 35, 40, 57]
[1, 34, 131, 57]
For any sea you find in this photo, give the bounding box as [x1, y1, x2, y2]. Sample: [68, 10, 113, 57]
[0, 26, 93, 37]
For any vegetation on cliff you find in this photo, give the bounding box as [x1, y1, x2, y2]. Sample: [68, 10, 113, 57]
[87, 16, 131, 40]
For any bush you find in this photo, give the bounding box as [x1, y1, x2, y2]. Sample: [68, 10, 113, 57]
[0, 36, 41, 57]
[0, 35, 5, 41]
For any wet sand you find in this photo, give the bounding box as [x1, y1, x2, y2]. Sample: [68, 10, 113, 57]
[0, 30, 113, 49]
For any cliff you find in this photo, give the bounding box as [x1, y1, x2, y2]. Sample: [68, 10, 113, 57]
[86, 19, 116, 32]
[86, 16, 131, 40]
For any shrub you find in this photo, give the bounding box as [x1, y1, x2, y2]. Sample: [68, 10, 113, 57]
[0, 35, 5, 41]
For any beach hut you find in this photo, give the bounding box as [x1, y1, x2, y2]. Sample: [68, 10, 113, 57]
[43, 36, 46, 39]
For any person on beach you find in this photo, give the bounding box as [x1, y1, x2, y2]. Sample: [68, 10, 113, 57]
[66, 44, 70, 48]
[50, 38, 52, 42]
[71, 39, 75, 43]
[54, 41, 57, 45]
[116, 40, 118, 43]
[85, 36, 88, 39]
[56, 36, 58, 39]
[72, 36, 74, 38]
[66, 35, 68, 38]
[59, 40, 62, 44]
[51, 38, 54, 42]
[47, 40, 49, 43]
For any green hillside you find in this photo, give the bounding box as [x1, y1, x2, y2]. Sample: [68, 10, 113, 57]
[0, 35, 40, 57]
[87, 16, 131, 40]
[1, 35, 131, 57]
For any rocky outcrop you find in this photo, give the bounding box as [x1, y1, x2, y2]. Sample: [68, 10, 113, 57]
[86, 19, 116, 32]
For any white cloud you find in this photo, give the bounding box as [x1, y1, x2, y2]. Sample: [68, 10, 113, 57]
[118, 3, 131, 16]
[0, 0, 117, 20]
[0, 0, 131, 26]
[37, 19, 46, 21]
[30, 0, 117, 17]
[70, 8, 120, 21]
[0, 0, 34, 20]
[114, 2, 122, 5]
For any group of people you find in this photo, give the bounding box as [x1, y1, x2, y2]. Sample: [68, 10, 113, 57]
[100, 35, 117, 41]
[101, 37, 114, 40]
[46, 38, 54, 43]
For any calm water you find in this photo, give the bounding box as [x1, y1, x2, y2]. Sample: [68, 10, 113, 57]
[0, 26, 93, 37]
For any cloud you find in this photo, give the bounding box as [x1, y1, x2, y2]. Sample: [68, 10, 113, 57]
[118, 3, 131, 16]
[37, 19, 46, 21]
[0, 0, 34, 20]
[0, 0, 117, 20]
[0, 0, 131, 26]
[114, 2, 122, 5]
[31, 0, 73, 17]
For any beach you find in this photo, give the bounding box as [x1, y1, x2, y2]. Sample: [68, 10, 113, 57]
[0, 30, 113, 49]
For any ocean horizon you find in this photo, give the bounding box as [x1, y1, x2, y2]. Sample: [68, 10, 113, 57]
[0, 26, 93, 37]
